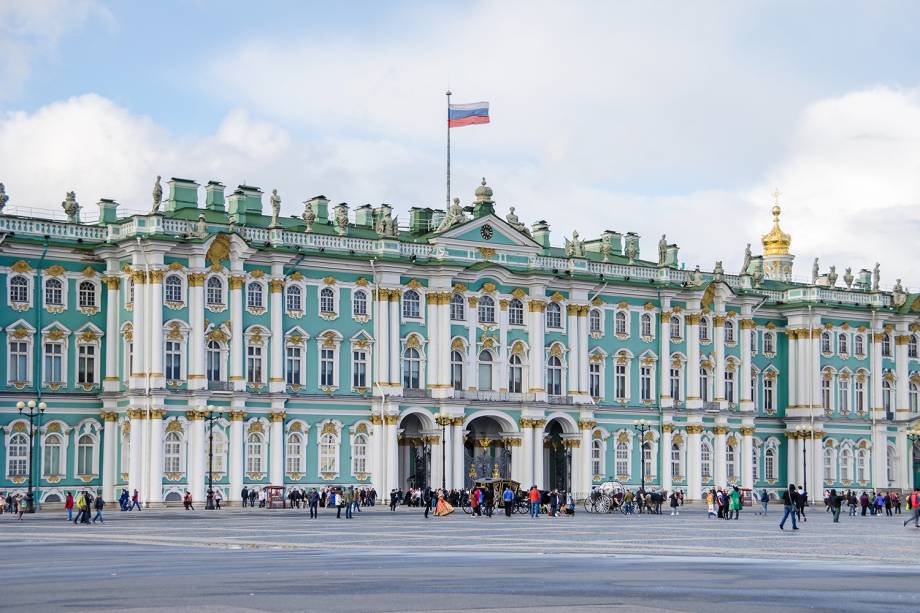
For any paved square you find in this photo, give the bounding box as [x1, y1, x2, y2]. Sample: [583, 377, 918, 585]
[2, 503, 918, 612]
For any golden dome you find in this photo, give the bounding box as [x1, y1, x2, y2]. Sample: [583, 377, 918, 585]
[762, 202, 791, 256]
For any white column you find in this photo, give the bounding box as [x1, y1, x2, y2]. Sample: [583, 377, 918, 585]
[811, 429, 824, 498]
[187, 273, 206, 390]
[798, 328, 810, 411]
[431, 434, 444, 490]
[130, 271, 147, 389]
[229, 411, 244, 503]
[787, 432, 798, 486]
[269, 412, 284, 485]
[427, 292, 439, 391]
[896, 427, 910, 489]
[871, 423, 887, 489]
[103, 273, 120, 392]
[659, 305, 672, 407]
[529, 301, 546, 400]
[269, 279, 285, 393]
[579, 422, 592, 498]
[741, 425, 754, 490]
[148, 269, 165, 389]
[520, 420, 534, 486]
[498, 299, 509, 392]
[740, 318, 753, 410]
[451, 419, 465, 489]
[870, 328, 884, 418]
[895, 326, 909, 417]
[229, 274, 245, 391]
[714, 309, 726, 403]
[438, 416, 453, 489]
[388, 292, 401, 388]
[713, 425, 727, 488]
[567, 304, 579, 395]
[147, 409, 164, 504]
[577, 307, 589, 397]
[661, 424, 673, 493]
[128, 410, 145, 501]
[686, 313, 701, 407]
[386, 413, 399, 496]
[101, 412, 118, 500]
[374, 290, 389, 391]
[533, 419, 546, 488]
[438, 294, 451, 396]
[465, 297, 477, 390]
[187, 411, 205, 503]
[686, 425, 702, 500]
[811, 326, 821, 414]
[787, 331, 798, 409]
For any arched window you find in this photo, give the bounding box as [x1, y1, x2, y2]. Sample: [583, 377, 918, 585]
[450, 349, 463, 391]
[699, 317, 710, 342]
[910, 335, 919, 359]
[478, 350, 493, 390]
[615, 442, 629, 476]
[164, 432, 182, 474]
[9, 275, 28, 304]
[247, 282, 263, 309]
[700, 367, 711, 402]
[838, 333, 848, 355]
[726, 444, 737, 480]
[640, 312, 652, 337]
[76, 434, 94, 475]
[838, 377, 850, 413]
[700, 441, 713, 480]
[763, 446, 776, 481]
[592, 309, 604, 334]
[207, 341, 222, 382]
[352, 290, 367, 316]
[615, 361, 627, 399]
[590, 359, 601, 397]
[670, 443, 682, 478]
[508, 354, 523, 394]
[450, 293, 465, 321]
[821, 331, 832, 354]
[882, 334, 892, 357]
[910, 382, 919, 412]
[592, 439, 603, 478]
[724, 320, 735, 344]
[478, 295, 495, 324]
[724, 367, 736, 403]
[824, 447, 835, 482]
[669, 363, 681, 401]
[403, 347, 421, 389]
[246, 433, 264, 474]
[319, 432, 338, 474]
[352, 434, 368, 474]
[854, 334, 864, 357]
[670, 316, 681, 340]
[164, 275, 183, 303]
[763, 332, 774, 354]
[286, 285, 302, 312]
[206, 276, 223, 306]
[286, 432, 303, 474]
[402, 289, 420, 318]
[8, 432, 29, 476]
[319, 287, 335, 313]
[882, 378, 893, 417]
[856, 449, 868, 482]
[840, 448, 852, 482]
[615, 311, 627, 335]
[821, 375, 832, 411]
[509, 299, 524, 326]
[546, 355, 562, 396]
[751, 445, 760, 482]
[45, 278, 63, 306]
[545, 302, 561, 328]
[78, 281, 96, 308]
[43, 433, 62, 476]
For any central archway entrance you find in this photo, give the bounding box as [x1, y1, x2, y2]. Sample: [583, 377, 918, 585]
[398, 413, 431, 490]
[464, 415, 511, 489]
[545, 420, 571, 492]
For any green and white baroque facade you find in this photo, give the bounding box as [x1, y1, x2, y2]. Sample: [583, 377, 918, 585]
[0, 177, 917, 505]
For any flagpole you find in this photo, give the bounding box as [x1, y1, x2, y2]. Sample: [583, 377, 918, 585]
[446, 89, 451, 210]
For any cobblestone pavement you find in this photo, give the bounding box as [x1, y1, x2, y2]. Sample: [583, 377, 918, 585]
[2, 504, 918, 612]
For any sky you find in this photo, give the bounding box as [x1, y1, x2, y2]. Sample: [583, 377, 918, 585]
[1, 0, 919, 287]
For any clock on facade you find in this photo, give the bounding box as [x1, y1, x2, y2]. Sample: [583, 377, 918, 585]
[480, 224, 493, 240]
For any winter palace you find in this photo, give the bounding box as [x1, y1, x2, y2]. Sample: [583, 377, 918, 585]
[0, 176, 918, 507]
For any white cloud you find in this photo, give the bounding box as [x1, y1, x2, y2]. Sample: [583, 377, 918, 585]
[0, 0, 113, 99]
[1, 86, 918, 288]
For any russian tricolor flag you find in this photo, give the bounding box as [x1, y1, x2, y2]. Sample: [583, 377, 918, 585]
[448, 101, 490, 128]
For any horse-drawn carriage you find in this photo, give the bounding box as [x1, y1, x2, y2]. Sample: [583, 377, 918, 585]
[461, 478, 527, 514]
[584, 480, 626, 514]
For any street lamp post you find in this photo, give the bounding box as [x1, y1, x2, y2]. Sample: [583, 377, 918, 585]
[434, 412, 447, 491]
[907, 423, 920, 489]
[16, 399, 46, 513]
[796, 424, 812, 496]
[203, 405, 224, 510]
[633, 419, 651, 493]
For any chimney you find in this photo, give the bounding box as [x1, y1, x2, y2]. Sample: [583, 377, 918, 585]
[97, 199, 119, 224]
[205, 181, 225, 212]
[532, 220, 551, 249]
[165, 178, 199, 212]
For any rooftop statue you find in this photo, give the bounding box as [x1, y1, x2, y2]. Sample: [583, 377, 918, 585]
[505, 206, 530, 236]
[564, 230, 585, 258]
[600, 232, 612, 263]
[302, 201, 316, 232]
[713, 260, 724, 282]
[751, 260, 764, 288]
[62, 191, 80, 223]
[658, 234, 667, 266]
[843, 267, 854, 289]
[812, 257, 819, 285]
[270, 189, 281, 228]
[873, 263, 880, 292]
[625, 239, 636, 265]
[740, 243, 751, 275]
[690, 265, 704, 287]
[827, 265, 837, 287]
[893, 279, 907, 306]
[334, 203, 349, 235]
[152, 176, 162, 213]
[0, 182, 8, 214]
[376, 208, 398, 238]
[195, 214, 208, 238]
[436, 197, 464, 233]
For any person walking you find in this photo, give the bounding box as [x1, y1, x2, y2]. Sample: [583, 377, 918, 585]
[335, 490, 343, 519]
[130, 489, 141, 511]
[729, 486, 741, 520]
[759, 489, 769, 516]
[779, 484, 799, 531]
[214, 489, 222, 510]
[308, 488, 319, 519]
[423, 486, 432, 519]
[92, 493, 105, 524]
[828, 489, 842, 523]
[669, 490, 680, 516]
[17, 493, 27, 520]
[904, 488, 920, 528]
[528, 486, 540, 518]
[74, 491, 87, 524]
[65, 491, 74, 521]
[502, 486, 514, 517]
[345, 487, 354, 519]
[389, 489, 398, 512]
[240, 486, 249, 508]
[795, 487, 807, 523]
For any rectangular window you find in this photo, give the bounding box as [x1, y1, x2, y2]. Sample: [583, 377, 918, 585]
[724, 370, 735, 403]
[640, 365, 652, 402]
[615, 364, 627, 399]
[285, 346, 302, 385]
[839, 380, 850, 413]
[764, 378, 775, 412]
[320, 348, 334, 387]
[207, 345, 221, 382]
[44, 342, 62, 384]
[9, 341, 28, 383]
[589, 362, 600, 398]
[247, 345, 262, 383]
[352, 350, 367, 388]
[671, 446, 681, 478]
[165, 341, 182, 381]
[822, 379, 832, 410]
[670, 368, 681, 401]
[855, 379, 865, 412]
[77, 344, 95, 384]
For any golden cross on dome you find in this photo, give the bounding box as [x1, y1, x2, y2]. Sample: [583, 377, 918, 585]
[772, 188, 782, 207]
